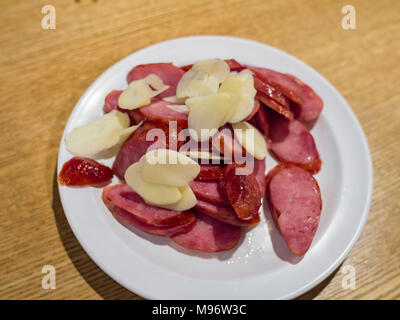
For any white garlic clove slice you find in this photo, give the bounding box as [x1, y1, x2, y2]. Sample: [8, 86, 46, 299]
[232, 121, 267, 160]
[125, 160, 183, 205]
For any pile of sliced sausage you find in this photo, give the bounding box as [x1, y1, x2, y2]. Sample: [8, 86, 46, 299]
[99, 59, 323, 256]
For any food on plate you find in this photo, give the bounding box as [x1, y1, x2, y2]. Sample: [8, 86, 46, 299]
[267, 111, 321, 174]
[103, 191, 197, 237]
[171, 212, 242, 252]
[194, 163, 224, 181]
[133, 100, 188, 126]
[59, 58, 324, 256]
[194, 200, 260, 227]
[127, 63, 185, 98]
[231, 121, 267, 160]
[211, 124, 246, 160]
[248, 66, 323, 121]
[256, 92, 294, 121]
[118, 74, 169, 110]
[65, 110, 142, 157]
[266, 164, 322, 255]
[221, 163, 262, 220]
[104, 90, 123, 113]
[112, 121, 180, 180]
[177, 59, 230, 98]
[58, 157, 113, 186]
[124, 149, 199, 211]
[189, 180, 228, 205]
[103, 184, 195, 227]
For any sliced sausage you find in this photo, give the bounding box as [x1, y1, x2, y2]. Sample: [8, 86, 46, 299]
[137, 100, 188, 127]
[194, 164, 224, 181]
[221, 163, 262, 220]
[253, 76, 290, 108]
[257, 92, 294, 121]
[248, 66, 305, 104]
[112, 122, 178, 179]
[254, 159, 266, 198]
[102, 184, 193, 227]
[189, 180, 229, 205]
[284, 74, 323, 121]
[225, 59, 246, 72]
[127, 63, 185, 98]
[248, 66, 323, 121]
[254, 102, 269, 138]
[268, 112, 321, 174]
[195, 200, 260, 227]
[58, 157, 113, 186]
[104, 90, 123, 113]
[171, 212, 241, 252]
[266, 164, 322, 255]
[103, 193, 196, 236]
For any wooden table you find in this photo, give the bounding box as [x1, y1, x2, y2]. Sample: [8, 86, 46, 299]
[0, 0, 399, 300]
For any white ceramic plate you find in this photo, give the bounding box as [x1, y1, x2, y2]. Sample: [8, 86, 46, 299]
[57, 36, 373, 299]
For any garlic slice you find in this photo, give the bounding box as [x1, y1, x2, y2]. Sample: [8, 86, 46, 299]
[232, 121, 267, 160]
[157, 186, 197, 211]
[118, 81, 152, 110]
[119, 121, 143, 145]
[118, 74, 169, 110]
[142, 149, 200, 187]
[165, 104, 189, 114]
[176, 59, 230, 98]
[177, 71, 219, 98]
[186, 93, 234, 141]
[66, 110, 138, 157]
[163, 96, 187, 104]
[145, 74, 169, 93]
[125, 149, 199, 210]
[191, 59, 230, 83]
[125, 160, 183, 205]
[219, 69, 256, 123]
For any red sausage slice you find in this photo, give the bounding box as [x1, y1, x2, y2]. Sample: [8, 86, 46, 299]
[102, 184, 193, 227]
[266, 164, 322, 255]
[104, 90, 123, 113]
[127, 63, 184, 98]
[58, 157, 113, 186]
[268, 112, 321, 174]
[248, 66, 323, 121]
[171, 212, 241, 252]
[181, 59, 245, 73]
[112, 122, 177, 179]
[195, 200, 260, 227]
[103, 193, 196, 236]
[221, 164, 262, 220]
[254, 102, 270, 138]
[253, 76, 290, 109]
[180, 64, 191, 72]
[137, 100, 188, 127]
[257, 92, 294, 121]
[194, 164, 224, 181]
[254, 159, 266, 198]
[225, 59, 246, 72]
[285, 74, 323, 121]
[248, 66, 305, 104]
[189, 180, 229, 205]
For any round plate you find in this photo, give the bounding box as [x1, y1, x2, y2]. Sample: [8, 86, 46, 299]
[57, 36, 373, 299]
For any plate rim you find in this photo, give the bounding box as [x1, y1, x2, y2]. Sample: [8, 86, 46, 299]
[57, 35, 373, 300]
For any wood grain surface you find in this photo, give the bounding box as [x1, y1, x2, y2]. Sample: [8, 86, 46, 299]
[0, 0, 399, 300]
